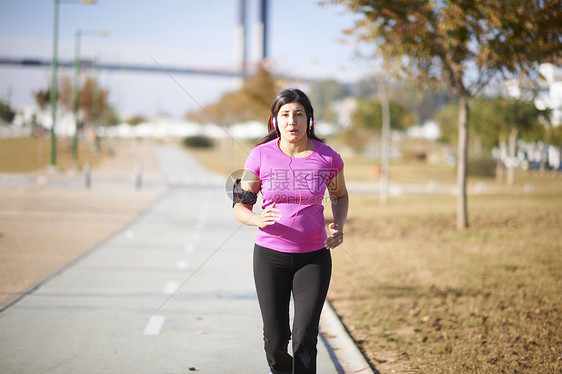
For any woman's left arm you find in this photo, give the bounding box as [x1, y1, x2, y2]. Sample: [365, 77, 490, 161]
[325, 168, 349, 249]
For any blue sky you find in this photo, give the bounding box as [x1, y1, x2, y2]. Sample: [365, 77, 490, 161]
[0, 0, 375, 119]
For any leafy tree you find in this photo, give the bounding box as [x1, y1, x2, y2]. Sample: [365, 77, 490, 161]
[324, 0, 561, 229]
[239, 64, 279, 121]
[352, 98, 416, 132]
[356, 77, 455, 124]
[499, 99, 549, 144]
[31, 77, 73, 113]
[126, 115, 148, 126]
[468, 98, 500, 154]
[440, 97, 549, 182]
[203, 91, 249, 126]
[79, 77, 110, 125]
[101, 104, 119, 127]
[32, 89, 51, 111]
[545, 123, 562, 147]
[343, 98, 416, 153]
[490, 98, 549, 184]
[468, 97, 548, 154]
[415, 85, 456, 124]
[32, 76, 116, 127]
[309, 80, 350, 122]
[186, 64, 278, 126]
[356, 77, 456, 125]
[435, 101, 459, 145]
[58, 76, 74, 112]
[0, 100, 16, 124]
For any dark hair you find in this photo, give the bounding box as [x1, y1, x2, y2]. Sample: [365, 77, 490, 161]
[258, 88, 325, 145]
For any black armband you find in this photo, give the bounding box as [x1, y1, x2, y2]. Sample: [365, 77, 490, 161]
[232, 178, 257, 207]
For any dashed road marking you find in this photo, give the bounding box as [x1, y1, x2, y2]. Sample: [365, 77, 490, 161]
[143, 315, 165, 336]
[163, 281, 180, 295]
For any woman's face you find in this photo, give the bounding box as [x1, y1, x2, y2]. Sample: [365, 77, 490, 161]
[276, 102, 308, 143]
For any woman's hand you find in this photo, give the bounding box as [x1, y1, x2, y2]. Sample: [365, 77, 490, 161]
[256, 202, 281, 228]
[325, 223, 344, 249]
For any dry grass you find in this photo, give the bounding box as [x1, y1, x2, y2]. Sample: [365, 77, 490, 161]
[0, 137, 106, 173]
[329, 192, 561, 373]
[343, 155, 458, 185]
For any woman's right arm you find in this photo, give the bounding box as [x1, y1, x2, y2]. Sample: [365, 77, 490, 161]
[233, 170, 281, 228]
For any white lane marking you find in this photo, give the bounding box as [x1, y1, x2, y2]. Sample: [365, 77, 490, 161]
[143, 315, 165, 336]
[163, 281, 180, 295]
[184, 244, 195, 253]
[175, 260, 189, 270]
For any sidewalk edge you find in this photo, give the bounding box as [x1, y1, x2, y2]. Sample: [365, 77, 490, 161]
[320, 300, 377, 374]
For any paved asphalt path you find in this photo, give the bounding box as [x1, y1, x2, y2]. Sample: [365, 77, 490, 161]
[0, 145, 342, 374]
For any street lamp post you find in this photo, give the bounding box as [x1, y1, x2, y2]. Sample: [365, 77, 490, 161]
[72, 29, 108, 164]
[49, 0, 60, 168]
[49, 0, 96, 168]
[93, 57, 100, 152]
[72, 29, 82, 164]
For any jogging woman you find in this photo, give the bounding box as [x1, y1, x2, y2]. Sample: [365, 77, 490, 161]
[233, 88, 349, 374]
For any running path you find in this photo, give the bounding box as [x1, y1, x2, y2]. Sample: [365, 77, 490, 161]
[0, 144, 340, 374]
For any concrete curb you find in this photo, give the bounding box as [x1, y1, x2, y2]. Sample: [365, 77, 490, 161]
[320, 301, 375, 374]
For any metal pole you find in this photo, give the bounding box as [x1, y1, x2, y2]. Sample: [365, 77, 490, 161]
[255, 0, 268, 63]
[134, 161, 142, 190]
[235, 0, 247, 75]
[84, 162, 91, 188]
[260, 0, 268, 60]
[49, 0, 60, 167]
[93, 57, 100, 152]
[72, 30, 81, 164]
[49, 1, 97, 168]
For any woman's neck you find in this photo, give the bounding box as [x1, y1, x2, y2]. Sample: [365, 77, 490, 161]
[279, 137, 313, 158]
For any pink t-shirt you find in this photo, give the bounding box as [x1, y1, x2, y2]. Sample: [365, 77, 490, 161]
[244, 139, 344, 253]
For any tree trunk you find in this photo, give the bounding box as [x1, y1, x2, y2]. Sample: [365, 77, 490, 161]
[507, 127, 518, 186]
[379, 84, 390, 205]
[456, 95, 469, 230]
[496, 138, 506, 182]
[472, 135, 482, 158]
[539, 142, 547, 171]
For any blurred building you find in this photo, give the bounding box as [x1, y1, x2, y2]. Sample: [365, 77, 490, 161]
[534, 63, 562, 127]
[502, 63, 561, 171]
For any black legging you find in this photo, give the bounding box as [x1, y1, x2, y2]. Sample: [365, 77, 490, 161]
[253, 244, 332, 374]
